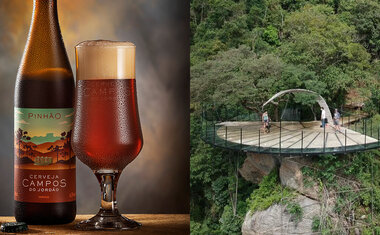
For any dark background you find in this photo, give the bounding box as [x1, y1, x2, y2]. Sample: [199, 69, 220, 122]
[0, 0, 189, 215]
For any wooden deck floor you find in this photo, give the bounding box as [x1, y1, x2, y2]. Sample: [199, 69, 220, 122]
[213, 121, 378, 153]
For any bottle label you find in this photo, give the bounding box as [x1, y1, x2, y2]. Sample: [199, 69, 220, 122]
[14, 108, 76, 203]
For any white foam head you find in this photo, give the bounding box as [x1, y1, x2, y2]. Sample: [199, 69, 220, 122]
[76, 40, 135, 48]
[75, 40, 135, 80]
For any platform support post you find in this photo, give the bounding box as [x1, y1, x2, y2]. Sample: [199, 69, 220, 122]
[363, 118, 365, 134]
[345, 129, 347, 153]
[258, 130, 261, 153]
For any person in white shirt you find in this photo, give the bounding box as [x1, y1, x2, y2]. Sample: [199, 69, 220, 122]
[321, 107, 326, 128]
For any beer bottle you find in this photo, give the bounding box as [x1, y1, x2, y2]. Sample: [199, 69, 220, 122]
[14, 0, 76, 224]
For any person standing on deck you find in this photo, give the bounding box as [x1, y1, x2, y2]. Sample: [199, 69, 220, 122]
[321, 107, 326, 128]
[334, 109, 341, 132]
[262, 111, 270, 133]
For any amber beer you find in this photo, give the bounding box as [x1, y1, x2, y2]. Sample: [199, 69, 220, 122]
[14, 0, 76, 224]
[73, 78, 143, 170]
[72, 41, 143, 230]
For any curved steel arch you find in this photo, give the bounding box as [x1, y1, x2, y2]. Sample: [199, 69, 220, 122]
[262, 89, 333, 123]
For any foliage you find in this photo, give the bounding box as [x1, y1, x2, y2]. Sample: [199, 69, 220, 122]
[247, 170, 294, 212]
[376, 226, 380, 235]
[340, 0, 380, 59]
[285, 201, 303, 224]
[190, 218, 221, 235]
[219, 202, 246, 235]
[364, 89, 380, 115]
[262, 25, 280, 46]
[300, 151, 380, 233]
[191, 2, 379, 113]
[190, 111, 255, 234]
[311, 216, 320, 232]
[281, 5, 369, 71]
[191, 45, 332, 116]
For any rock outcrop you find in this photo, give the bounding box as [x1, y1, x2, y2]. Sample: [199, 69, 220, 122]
[241, 155, 366, 234]
[242, 195, 321, 235]
[239, 153, 278, 184]
[279, 158, 319, 200]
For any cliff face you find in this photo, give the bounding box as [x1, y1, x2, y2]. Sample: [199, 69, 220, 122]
[242, 195, 320, 235]
[239, 153, 278, 184]
[241, 155, 371, 234]
[279, 158, 320, 200]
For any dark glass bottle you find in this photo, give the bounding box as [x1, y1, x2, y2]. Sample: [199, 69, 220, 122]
[14, 0, 76, 224]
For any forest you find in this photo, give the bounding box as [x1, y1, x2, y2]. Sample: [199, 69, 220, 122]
[190, 0, 380, 234]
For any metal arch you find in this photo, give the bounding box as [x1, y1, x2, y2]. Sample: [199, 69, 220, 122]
[262, 89, 333, 124]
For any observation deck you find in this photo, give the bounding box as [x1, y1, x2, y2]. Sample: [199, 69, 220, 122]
[201, 89, 380, 155]
[202, 119, 379, 155]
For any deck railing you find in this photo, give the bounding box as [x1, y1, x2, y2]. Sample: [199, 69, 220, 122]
[201, 104, 380, 155]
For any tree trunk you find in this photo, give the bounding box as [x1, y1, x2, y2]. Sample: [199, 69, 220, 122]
[310, 105, 316, 121]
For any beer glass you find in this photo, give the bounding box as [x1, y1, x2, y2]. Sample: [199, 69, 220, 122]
[72, 40, 143, 230]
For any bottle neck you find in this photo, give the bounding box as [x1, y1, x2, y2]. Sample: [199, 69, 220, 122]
[18, 0, 72, 77]
[30, 0, 60, 39]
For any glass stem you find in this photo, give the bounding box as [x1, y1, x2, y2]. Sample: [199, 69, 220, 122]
[95, 170, 121, 214]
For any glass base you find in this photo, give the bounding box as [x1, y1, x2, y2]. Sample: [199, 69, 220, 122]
[76, 209, 141, 231]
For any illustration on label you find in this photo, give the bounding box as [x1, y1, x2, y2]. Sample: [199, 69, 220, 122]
[14, 108, 76, 203]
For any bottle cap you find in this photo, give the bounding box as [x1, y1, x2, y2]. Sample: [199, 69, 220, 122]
[1, 222, 28, 233]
